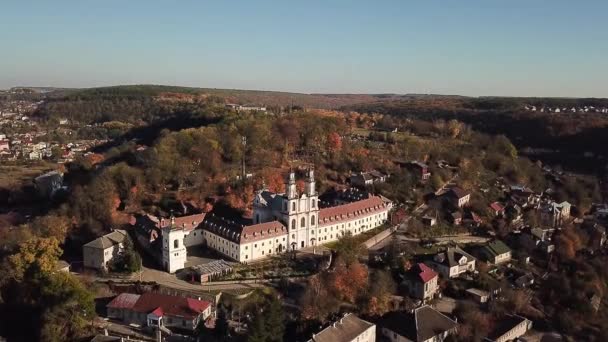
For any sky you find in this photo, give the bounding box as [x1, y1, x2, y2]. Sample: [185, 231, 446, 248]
[1, 0, 607, 97]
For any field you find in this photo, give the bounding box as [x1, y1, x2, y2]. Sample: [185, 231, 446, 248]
[0, 161, 58, 189]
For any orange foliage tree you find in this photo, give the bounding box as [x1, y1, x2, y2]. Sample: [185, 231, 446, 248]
[326, 132, 342, 152]
[329, 260, 368, 303]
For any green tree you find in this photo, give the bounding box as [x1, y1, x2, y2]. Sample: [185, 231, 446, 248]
[334, 232, 362, 266]
[265, 295, 285, 342]
[248, 309, 268, 342]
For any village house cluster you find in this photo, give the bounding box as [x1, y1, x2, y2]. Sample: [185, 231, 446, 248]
[524, 104, 608, 114]
[78, 148, 608, 341]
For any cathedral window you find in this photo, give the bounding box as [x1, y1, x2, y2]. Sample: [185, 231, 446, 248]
[301, 217, 306, 228]
[292, 202, 296, 211]
[311, 215, 316, 226]
[291, 219, 296, 230]
[173, 240, 179, 249]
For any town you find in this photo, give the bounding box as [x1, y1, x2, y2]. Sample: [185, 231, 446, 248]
[2, 2, 608, 340]
[2, 86, 608, 342]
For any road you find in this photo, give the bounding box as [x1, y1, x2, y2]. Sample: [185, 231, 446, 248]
[80, 266, 266, 293]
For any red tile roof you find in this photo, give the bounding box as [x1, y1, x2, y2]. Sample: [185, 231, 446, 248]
[107, 293, 141, 310]
[131, 292, 211, 320]
[415, 263, 437, 283]
[202, 215, 287, 243]
[241, 221, 287, 243]
[448, 187, 469, 199]
[150, 307, 164, 317]
[319, 196, 388, 226]
[167, 213, 206, 231]
[490, 202, 505, 212]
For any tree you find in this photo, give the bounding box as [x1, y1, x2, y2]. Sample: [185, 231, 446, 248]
[327, 132, 342, 152]
[333, 232, 363, 266]
[248, 309, 268, 342]
[7, 237, 63, 280]
[330, 260, 368, 303]
[361, 269, 396, 316]
[265, 295, 285, 342]
[37, 272, 95, 341]
[299, 274, 339, 321]
[0, 239, 94, 342]
[214, 305, 230, 340]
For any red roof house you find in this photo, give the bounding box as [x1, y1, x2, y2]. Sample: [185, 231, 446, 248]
[106, 292, 212, 331]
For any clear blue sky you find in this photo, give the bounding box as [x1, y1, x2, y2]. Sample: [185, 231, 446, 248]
[1, 0, 607, 97]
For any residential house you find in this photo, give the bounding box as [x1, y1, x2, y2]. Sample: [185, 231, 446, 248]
[308, 313, 375, 342]
[448, 212, 462, 225]
[446, 187, 470, 208]
[34, 170, 64, 199]
[583, 222, 607, 250]
[509, 185, 538, 208]
[489, 202, 505, 217]
[403, 263, 439, 300]
[406, 161, 431, 181]
[466, 288, 490, 304]
[0, 139, 9, 152]
[427, 246, 476, 279]
[350, 170, 389, 187]
[83, 230, 129, 270]
[477, 240, 512, 265]
[106, 292, 212, 332]
[514, 273, 535, 288]
[379, 306, 458, 342]
[539, 201, 571, 228]
[484, 315, 532, 342]
[505, 204, 524, 229]
[519, 227, 555, 254]
[421, 216, 437, 227]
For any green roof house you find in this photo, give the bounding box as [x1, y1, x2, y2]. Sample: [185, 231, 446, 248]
[479, 240, 512, 265]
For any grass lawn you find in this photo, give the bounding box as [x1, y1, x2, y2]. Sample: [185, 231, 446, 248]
[0, 161, 58, 188]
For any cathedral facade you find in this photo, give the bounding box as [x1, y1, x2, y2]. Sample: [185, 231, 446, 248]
[201, 169, 392, 263]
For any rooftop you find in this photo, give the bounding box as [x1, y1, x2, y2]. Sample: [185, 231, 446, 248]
[433, 246, 476, 267]
[483, 240, 511, 257]
[83, 230, 128, 250]
[115, 292, 212, 320]
[318, 195, 388, 225]
[310, 313, 374, 342]
[448, 187, 469, 199]
[486, 315, 529, 341]
[407, 263, 437, 283]
[380, 306, 457, 342]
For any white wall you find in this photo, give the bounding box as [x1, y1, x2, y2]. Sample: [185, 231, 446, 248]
[184, 228, 205, 247]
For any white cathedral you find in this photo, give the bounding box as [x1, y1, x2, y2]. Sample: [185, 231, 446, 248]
[161, 169, 392, 272]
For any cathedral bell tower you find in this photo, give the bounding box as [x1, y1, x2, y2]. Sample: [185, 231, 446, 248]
[305, 168, 316, 196]
[285, 170, 297, 199]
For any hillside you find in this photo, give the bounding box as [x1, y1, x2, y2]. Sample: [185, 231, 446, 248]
[344, 97, 608, 171]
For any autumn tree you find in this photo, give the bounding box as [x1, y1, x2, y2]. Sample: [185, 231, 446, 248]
[0, 236, 94, 342]
[329, 259, 368, 303]
[7, 237, 63, 280]
[326, 132, 342, 152]
[360, 269, 396, 316]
